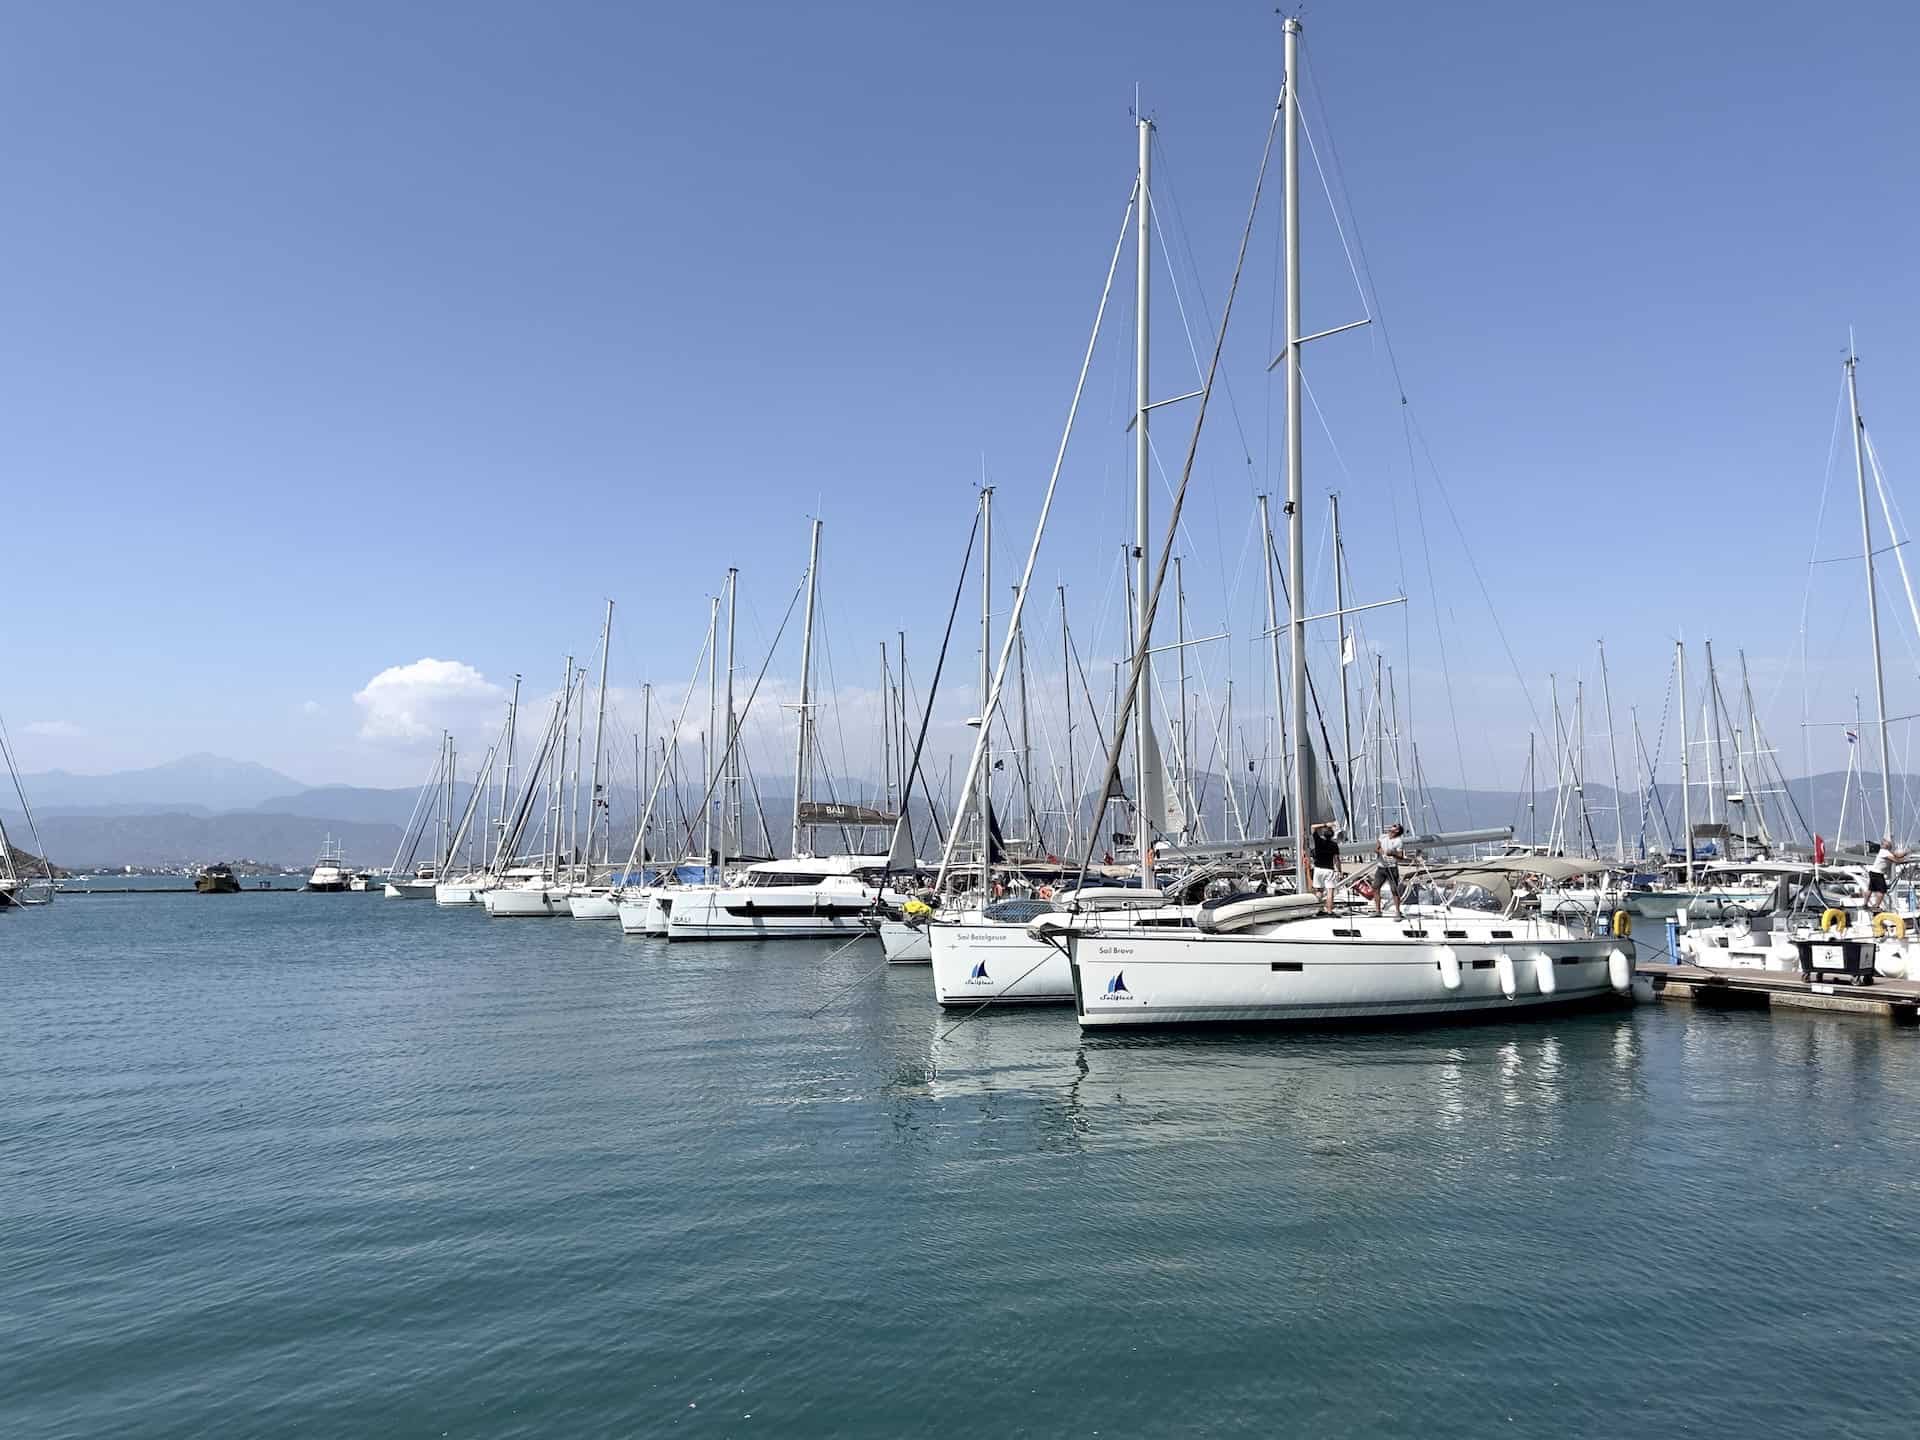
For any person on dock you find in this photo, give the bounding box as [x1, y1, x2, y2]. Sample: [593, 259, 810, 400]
[1869, 837, 1908, 912]
[1372, 823, 1406, 919]
[1310, 822, 1341, 914]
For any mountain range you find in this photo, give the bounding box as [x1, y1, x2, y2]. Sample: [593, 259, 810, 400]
[4, 751, 1910, 869]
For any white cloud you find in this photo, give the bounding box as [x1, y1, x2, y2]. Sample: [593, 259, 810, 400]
[300, 700, 324, 716]
[354, 658, 504, 742]
[22, 719, 83, 737]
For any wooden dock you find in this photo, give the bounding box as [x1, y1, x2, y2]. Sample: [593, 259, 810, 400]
[1636, 963, 1920, 1024]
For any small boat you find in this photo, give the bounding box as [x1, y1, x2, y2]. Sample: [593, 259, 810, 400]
[305, 836, 351, 892]
[194, 864, 242, 894]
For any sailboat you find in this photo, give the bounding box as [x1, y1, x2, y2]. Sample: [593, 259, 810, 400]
[924, 115, 1199, 1005]
[665, 522, 907, 940]
[0, 716, 55, 908]
[566, 600, 623, 919]
[437, 685, 517, 906]
[385, 732, 455, 898]
[1679, 345, 1916, 980]
[1048, 19, 1634, 1027]
[485, 660, 583, 917]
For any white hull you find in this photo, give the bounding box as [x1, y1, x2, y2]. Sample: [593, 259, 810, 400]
[878, 920, 931, 964]
[384, 879, 437, 900]
[664, 885, 884, 941]
[434, 881, 486, 906]
[566, 889, 619, 920]
[617, 889, 673, 936]
[1067, 911, 1629, 1028]
[485, 885, 563, 918]
[930, 916, 1072, 1004]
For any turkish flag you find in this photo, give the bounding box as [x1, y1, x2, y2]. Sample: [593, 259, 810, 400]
[1814, 834, 1826, 866]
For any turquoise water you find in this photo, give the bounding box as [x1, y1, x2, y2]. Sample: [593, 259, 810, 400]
[5, 893, 1920, 1437]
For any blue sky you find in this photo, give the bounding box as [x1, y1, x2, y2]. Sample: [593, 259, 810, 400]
[6, 0, 1920, 808]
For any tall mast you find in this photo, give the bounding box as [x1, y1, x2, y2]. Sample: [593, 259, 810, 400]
[1704, 639, 1725, 830]
[588, 600, 613, 871]
[1372, 652, 1385, 834]
[704, 595, 718, 867]
[1283, 15, 1309, 888]
[1014, 585, 1035, 851]
[1848, 348, 1895, 839]
[1598, 640, 1625, 861]
[791, 518, 823, 858]
[1331, 491, 1353, 833]
[1060, 584, 1076, 858]
[977, 487, 994, 877]
[1258, 494, 1287, 838]
[640, 683, 651, 867]
[495, 677, 519, 871]
[1134, 109, 1156, 885]
[1176, 554, 1190, 839]
[721, 567, 738, 874]
[1527, 732, 1537, 850]
[1630, 706, 1647, 858]
[880, 642, 894, 820]
[1678, 640, 1694, 885]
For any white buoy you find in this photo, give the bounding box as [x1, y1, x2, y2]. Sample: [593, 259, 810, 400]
[1435, 945, 1461, 991]
[1532, 951, 1556, 995]
[1494, 951, 1517, 998]
[1608, 948, 1632, 993]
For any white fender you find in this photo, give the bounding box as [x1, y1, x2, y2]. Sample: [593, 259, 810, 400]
[1532, 951, 1556, 995]
[1875, 945, 1907, 979]
[1494, 951, 1517, 999]
[1630, 975, 1657, 1004]
[1608, 949, 1632, 993]
[1435, 945, 1462, 991]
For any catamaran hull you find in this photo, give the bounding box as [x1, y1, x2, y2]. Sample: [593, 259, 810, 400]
[879, 920, 931, 964]
[664, 888, 880, 941]
[485, 886, 563, 918]
[617, 890, 672, 936]
[566, 891, 619, 920]
[1069, 933, 1626, 1028]
[930, 921, 1072, 1005]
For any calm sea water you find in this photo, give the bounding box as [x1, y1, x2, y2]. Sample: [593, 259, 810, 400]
[5, 894, 1920, 1438]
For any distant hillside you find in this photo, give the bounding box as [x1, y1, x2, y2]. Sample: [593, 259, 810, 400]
[4, 841, 66, 880]
[3, 812, 402, 871]
[20, 753, 308, 813]
[250, 783, 477, 827]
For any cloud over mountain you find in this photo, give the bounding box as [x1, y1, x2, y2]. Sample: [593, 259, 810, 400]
[354, 659, 503, 742]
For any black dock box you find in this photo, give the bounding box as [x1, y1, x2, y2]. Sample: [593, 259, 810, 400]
[1794, 937, 1876, 985]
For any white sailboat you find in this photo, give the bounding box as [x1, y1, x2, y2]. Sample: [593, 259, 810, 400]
[1050, 19, 1632, 1027]
[385, 732, 454, 899]
[485, 659, 582, 917]
[567, 600, 622, 918]
[666, 524, 909, 940]
[0, 716, 56, 908]
[439, 682, 519, 906]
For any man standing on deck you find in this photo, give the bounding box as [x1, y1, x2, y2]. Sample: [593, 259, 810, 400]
[1868, 837, 1908, 912]
[1373, 823, 1406, 919]
[1310, 822, 1341, 915]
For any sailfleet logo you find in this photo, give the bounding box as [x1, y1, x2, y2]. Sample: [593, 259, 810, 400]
[1104, 970, 1133, 1000]
[969, 960, 990, 982]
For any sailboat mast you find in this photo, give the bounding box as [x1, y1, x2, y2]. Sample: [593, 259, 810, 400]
[1258, 494, 1287, 840]
[1014, 585, 1034, 851]
[1331, 491, 1353, 833]
[1134, 111, 1155, 885]
[977, 487, 993, 878]
[1176, 555, 1190, 838]
[589, 600, 613, 871]
[1599, 640, 1625, 861]
[721, 567, 738, 874]
[1060, 584, 1076, 858]
[1283, 15, 1309, 888]
[1848, 349, 1895, 838]
[705, 596, 718, 867]
[496, 676, 520, 870]
[1678, 640, 1695, 885]
[640, 683, 651, 866]
[791, 518, 822, 858]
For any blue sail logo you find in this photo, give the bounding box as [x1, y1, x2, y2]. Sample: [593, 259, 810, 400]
[969, 960, 989, 981]
[1105, 970, 1130, 997]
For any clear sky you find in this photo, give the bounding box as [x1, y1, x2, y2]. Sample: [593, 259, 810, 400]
[6, 0, 1920, 807]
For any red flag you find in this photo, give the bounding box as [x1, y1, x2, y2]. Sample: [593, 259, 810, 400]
[1814, 834, 1826, 866]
